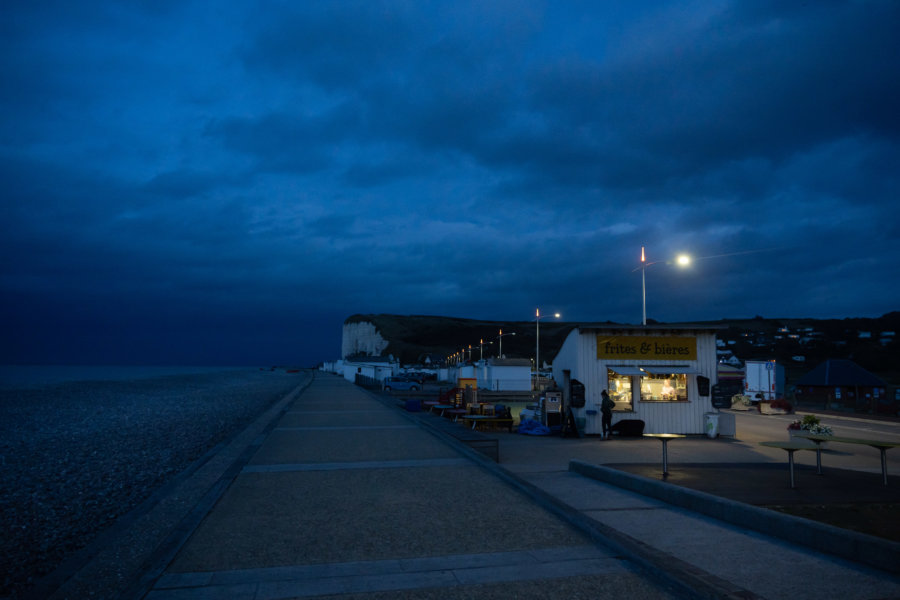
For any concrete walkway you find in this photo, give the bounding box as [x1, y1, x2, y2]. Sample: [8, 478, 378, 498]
[47, 372, 900, 599]
[138, 374, 679, 599]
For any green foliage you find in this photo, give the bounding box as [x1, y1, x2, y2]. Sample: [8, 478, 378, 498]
[801, 414, 821, 427]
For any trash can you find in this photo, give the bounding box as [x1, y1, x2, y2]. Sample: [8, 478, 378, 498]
[704, 412, 719, 439]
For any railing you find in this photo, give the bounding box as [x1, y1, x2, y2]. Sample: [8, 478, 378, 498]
[477, 390, 536, 404]
[354, 374, 380, 390]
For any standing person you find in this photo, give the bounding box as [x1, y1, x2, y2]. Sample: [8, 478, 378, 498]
[601, 390, 615, 439]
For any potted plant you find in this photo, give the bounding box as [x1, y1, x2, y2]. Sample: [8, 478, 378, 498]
[787, 414, 833, 444]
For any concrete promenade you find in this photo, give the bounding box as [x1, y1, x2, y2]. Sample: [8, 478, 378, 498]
[46, 372, 900, 599]
[136, 373, 678, 599]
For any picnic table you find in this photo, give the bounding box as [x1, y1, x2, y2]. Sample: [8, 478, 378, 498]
[431, 404, 454, 416]
[643, 433, 686, 477]
[759, 441, 818, 488]
[791, 433, 900, 486]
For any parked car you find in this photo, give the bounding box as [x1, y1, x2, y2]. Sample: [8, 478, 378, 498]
[383, 376, 421, 392]
[396, 373, 422, 384]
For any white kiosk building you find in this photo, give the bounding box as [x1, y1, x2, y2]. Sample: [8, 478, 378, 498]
[551, 324, 720, 435]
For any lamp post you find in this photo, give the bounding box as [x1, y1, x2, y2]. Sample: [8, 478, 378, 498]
[636, 246, 691, 325]
[497, 329, 515, 358]
[478, 338, 492, 361]
[535, 308, 561, 374]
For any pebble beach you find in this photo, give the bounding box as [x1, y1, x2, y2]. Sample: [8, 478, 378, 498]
[0, 367, 305, 599]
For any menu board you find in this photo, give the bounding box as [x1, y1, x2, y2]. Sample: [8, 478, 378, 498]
[712, 382, 742, 408]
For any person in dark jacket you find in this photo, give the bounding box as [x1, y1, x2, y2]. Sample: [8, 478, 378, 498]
[600, 390, 615, 439]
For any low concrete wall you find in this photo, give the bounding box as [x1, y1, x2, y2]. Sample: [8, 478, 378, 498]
[570, 460, 900, 575]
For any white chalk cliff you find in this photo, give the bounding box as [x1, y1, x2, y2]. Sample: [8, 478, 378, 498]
[342, 321, 389, 358]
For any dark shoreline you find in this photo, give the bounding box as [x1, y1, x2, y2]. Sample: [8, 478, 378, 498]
[0, 368, 305, 600]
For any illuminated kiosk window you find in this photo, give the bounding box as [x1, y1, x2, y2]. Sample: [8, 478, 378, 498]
[639, 372, 688, 402]
[606, 368, 637, 411]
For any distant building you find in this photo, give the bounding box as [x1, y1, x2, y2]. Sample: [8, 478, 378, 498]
[794, 359, 890, 413]
[479, 358, 532, 391]
[339, 356, 396, 385]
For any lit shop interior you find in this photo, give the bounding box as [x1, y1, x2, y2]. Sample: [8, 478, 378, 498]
[608, 368, 689, 410]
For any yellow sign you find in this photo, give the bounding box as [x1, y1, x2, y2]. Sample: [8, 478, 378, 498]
[596, 336, 697, 360]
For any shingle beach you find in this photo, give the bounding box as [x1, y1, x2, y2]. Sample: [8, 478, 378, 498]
[0, 368, 305, 599]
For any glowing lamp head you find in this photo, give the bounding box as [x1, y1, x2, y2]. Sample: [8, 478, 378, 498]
[676, 254, 691, 267]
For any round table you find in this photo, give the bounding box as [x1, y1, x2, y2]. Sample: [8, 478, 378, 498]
[643, 433, 686, 476]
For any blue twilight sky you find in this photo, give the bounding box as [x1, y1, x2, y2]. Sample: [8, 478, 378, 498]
[2, 1, 899, 366]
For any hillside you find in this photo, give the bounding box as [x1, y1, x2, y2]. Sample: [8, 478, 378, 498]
[343, 312, 900, 385]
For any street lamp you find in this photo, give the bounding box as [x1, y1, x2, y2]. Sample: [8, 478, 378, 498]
[497, 329, 516, 358]
[478, 338, 492, 361]
[635, 246, 691, 325]
[535, 308, 561, 374]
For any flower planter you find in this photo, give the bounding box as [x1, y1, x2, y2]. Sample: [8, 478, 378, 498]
[788, 429, 829, 448]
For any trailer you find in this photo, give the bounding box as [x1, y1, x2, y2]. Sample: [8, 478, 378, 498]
[743, 359, 785, 402]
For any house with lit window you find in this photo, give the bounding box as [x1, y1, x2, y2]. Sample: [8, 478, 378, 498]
[550, 324, 720, 434]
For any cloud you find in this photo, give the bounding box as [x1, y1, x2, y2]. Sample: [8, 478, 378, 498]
[1, 0, 898, 365]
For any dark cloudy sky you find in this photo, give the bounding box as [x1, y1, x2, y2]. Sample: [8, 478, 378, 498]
[3, 1, 899, 366]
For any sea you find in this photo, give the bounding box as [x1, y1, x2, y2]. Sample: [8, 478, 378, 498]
[0, 365, 256, 390]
